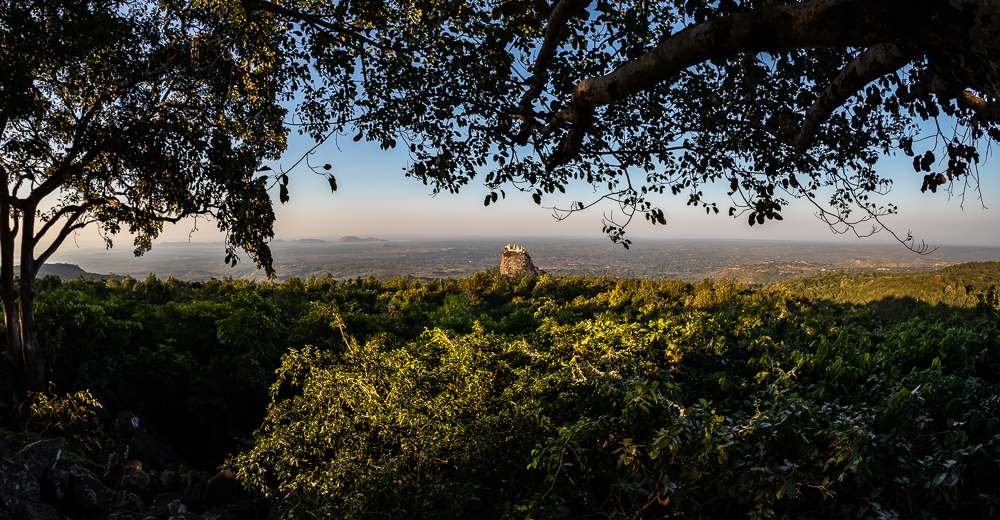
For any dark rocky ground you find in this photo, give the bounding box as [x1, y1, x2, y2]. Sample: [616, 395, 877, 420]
[1, 411, 270, 520]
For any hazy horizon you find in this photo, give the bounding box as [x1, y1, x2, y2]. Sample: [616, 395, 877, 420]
[36, 120, 1000, 254]
[43, 234, 1000, 284]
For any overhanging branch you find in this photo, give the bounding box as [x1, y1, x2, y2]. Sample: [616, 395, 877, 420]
[955, 90, 1000, 124]
[514, 0, 593, 145]
[241, 0, 385, 49]
[790, 43, 913, 149]
[548, 0, 930, 168]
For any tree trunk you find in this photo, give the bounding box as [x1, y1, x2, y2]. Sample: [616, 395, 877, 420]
[17, 270, 44, 395]
[17, 204, 45, 395]
[0, 197, 46, 403]
[0, 188, 27, 402]
[0, 255, 26, 402]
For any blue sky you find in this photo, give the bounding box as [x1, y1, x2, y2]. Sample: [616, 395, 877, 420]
[57, 123, 1000, 252]
[138, 132, 1000, 248]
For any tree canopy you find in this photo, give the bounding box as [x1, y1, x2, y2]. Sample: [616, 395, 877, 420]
[242, 0, 1000, 246]
[1, 0, 288, 395]
[4, 0, 1000, 395]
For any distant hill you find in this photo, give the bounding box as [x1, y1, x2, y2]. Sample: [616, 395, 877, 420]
[15, 263, 122, 280]
[337, 236, 385, 243]
[291, 238, 328, 244]
[714, 261, 831, 284]
[716, 256, 958, 285]
[779, 261, 1000, 314]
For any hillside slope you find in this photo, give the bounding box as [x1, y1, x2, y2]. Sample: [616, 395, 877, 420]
[13, 262, 118, 280]
[779, 261, 1000, 311]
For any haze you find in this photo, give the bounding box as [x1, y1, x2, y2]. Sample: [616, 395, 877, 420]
[52, 132, 1000, 272]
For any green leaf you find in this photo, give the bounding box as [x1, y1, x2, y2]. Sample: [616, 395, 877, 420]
[328, 176, 338, 192]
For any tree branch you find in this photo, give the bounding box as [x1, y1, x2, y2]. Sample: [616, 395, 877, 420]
[34, 204, 88, 246]
[549, 0, 929, 167]
[25, 110, 103, 207]
[899, 68, 999, 123]
[34, 208, 88, 269]
[241, 0, 384, 49]
[955, 89, 1000, 124]
[514, 0, 593, 145]
[790, 43, 913, 149]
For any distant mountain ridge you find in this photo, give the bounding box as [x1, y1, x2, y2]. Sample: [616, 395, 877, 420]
[337, 236, 385, 243]
[14, 263, 123, 280]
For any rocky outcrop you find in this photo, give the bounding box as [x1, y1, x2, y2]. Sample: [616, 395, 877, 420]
[499, 244, 544, 276]
[113, 412, 181, 471]
[0, 412, 272, 520]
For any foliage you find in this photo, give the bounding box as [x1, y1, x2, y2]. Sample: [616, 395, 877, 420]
[231, 268, 1000, 519]
[0, 390, 108, 457]
[236, 332, 528, 519]
[21, 390, 104, 440]
[0, 0, 289, 396]
[233, 0, 1000, 247]
[0, 0, 287, 266]
[8, 264, 1000, 517]
[781, 261, 1000, 319]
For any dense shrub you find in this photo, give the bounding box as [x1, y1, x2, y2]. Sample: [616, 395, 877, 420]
[233, 280, 1000, 520]
[4, 263, 1000, 517]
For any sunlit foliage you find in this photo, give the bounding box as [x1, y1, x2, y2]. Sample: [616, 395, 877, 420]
[227, 267, 1000, 519]
[8, 265, 1000, 518]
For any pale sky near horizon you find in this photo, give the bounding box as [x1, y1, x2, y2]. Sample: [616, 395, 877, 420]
[59, 125, 1000, 254]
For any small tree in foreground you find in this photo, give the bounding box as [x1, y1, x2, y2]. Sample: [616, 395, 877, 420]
[1, 0, 288, 400]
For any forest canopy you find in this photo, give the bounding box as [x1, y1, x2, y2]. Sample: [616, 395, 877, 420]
[5, 266, 999, 519]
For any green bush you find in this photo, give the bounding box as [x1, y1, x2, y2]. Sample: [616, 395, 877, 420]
[15, 264, 1000, 512]
[234, 329, 541, 519]
[234, 281, 1000, 520]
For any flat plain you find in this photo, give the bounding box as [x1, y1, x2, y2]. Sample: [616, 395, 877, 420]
[46, 236, 1000, 284]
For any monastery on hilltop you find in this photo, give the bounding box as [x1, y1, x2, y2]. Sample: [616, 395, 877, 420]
[500, 243, 544, 276]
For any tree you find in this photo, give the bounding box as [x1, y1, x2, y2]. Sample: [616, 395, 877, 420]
[6, 0, 998, 399]
[1, 0, 288, 400]
[243, 0, 999, 247]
